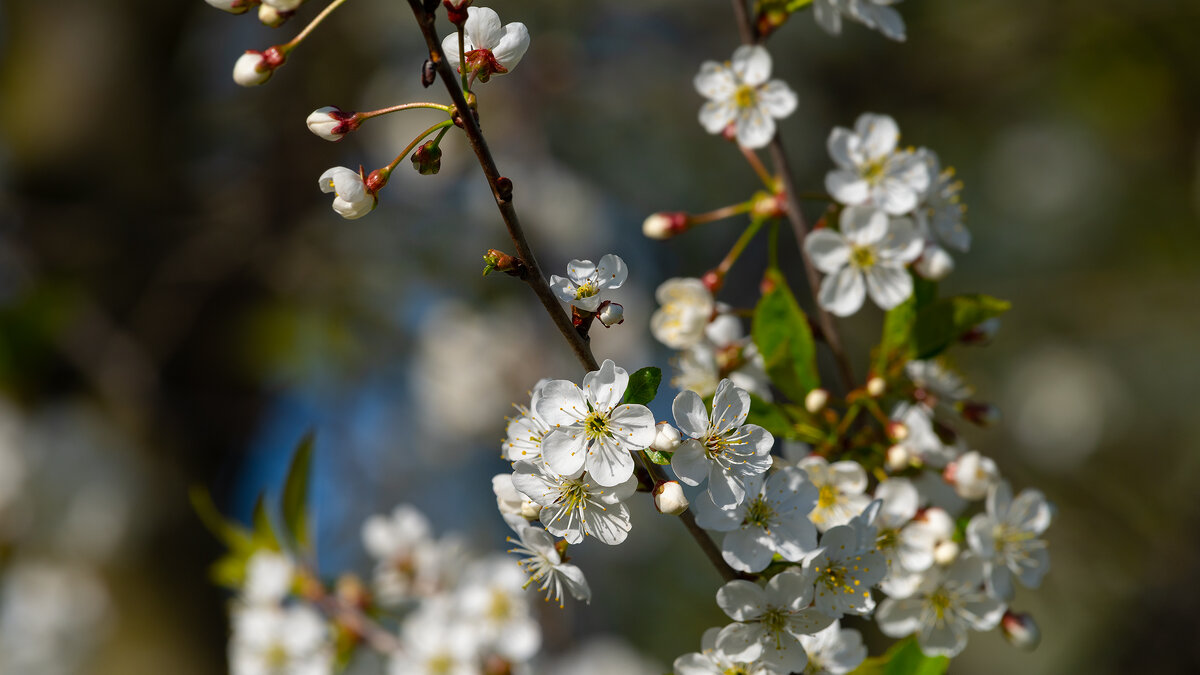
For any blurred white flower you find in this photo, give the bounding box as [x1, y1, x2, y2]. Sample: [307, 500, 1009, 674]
[875, 556, 1005, 658]
[966, 481, 1052, 601]
[506, 525, 590, 607]
[695, 45, 797, 149]
[651, 278, 714, 350]
[796, 456, 871, 532]
[805, 206, 922, 316]
[798, 621, 868, 675]
[813, 0, 907, 41]
[456, 556, 541, 662]
[825, 114, 929, 214]
[0, 560, 111, 675]
[243, 551, 295, 605]
[441, 7, 531, 82]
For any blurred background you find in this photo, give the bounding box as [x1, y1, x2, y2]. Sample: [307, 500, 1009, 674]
[0, 0, 1198, 672]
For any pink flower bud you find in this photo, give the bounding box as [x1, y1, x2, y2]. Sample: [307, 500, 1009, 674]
[306, 106, 357, 142]
[804, 388, 829, 414]
[887, 420, 909, 442]
[651, 421, 681, 453]
[1001, 611, 1041, 651]
[653, 481, 689, 515]
[642, 212, 689, 240]
[596, 301, 624, 328]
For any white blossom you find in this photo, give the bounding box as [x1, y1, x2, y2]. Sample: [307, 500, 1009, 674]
[796, 456, 871, 532]
[889, 402, 960, 469]
[502, 380, 553, 463]
[671, 379, 774, 510]
[389, 600, 480, 675]
[242, 551, 294, 606]
[673, 627, 773, 675]
[805, 519, 887, 618]
[825, 114, 929, 214]
[506, 525, 590, 607]
[805, 206, 922, 316]
[230, 604, 333, 675]
[362, 505, 459, 602]
[875, 556, 1006, 658]
[915, 149, 969, 253]
[511, 461, 637, 545]
[905, 359, 972, 408]
[798, 621, 868, 675]
[966, 481, 1052, 601]
[318, 166, 375, 220]
[549, 255, 628, 313]
[813, 0, 907, 41]
[695, 45, 798, 149]
[441, 7, 530, 81]
[948, 450, 1000, 500]
[535, 359, 655, 487]
[693, 467, 818, 572]
[714, 569, 834, 674]
[651, 278, 714, 350]
[456, 556, 541, 662]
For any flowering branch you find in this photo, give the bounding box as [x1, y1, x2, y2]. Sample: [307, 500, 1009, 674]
[403, 0, 741, 583]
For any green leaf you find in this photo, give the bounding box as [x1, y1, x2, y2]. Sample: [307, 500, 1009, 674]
[251, 493, 280, 550]
[622, 367, 662, 406]
[281, 431, 316, 551]
[189, 486, 252, 550]
[643, 449, 672, 465]
[912, 294, 1011, 360]
[875, 277, 938, 373]
[752, 268, 820, 402]
[849, 637, 950, 675]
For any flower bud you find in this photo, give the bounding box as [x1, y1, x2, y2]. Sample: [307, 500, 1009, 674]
[1001, 611, 1041, 651]
[410, 140, 443, 175]
[960, 317, 1001, 345]
[653, 480, 689, 515]
[960, 401, 1001, 427]
[257, 3, 290, 26]
[596, 301, 624, 328]
[642, 212, 689, 240]
[946, 450, 999, 500]
[701, 269, 725, 294]
[933, 540, 960, 566]
[233, 47, 286, 87]
[443, 0, 471, 24]
[306, 106, 357, 142]
[885, 444, 910, 472]
[921, 507, 955, 539]
[914, 245, 955, 280]
[804, 388, 829, 414]
[651, 421, 681, 453]
[866, 376, 887, 397]
[482, 249, 524, 277]
[886, 420, 909, 442]
[750, 193, 785, 220]
[205, 0, 260, 14]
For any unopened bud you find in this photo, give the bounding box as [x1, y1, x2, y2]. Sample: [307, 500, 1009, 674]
[914, 246, 955, 280]
[233, 47, 286, 87]
[257, 3, 291, 26]
[411, 140, 443, 175]
[443, 0, 471, 24]
[804, 388, 829, 414]
[960, 401, 1001, 427]
[933, 540, 960, 566]
[961, 317, 1001, 345]
[653, 480, 689, 515]
[651, 421, 681, 453]
[596, 301, 624, 328]
[701, 269, 724, 293]
[306, 106, 357, 141]
[750, 192, 785, 219]
[421, 60, 437, 88]
[1001, 611, 1041, 651]
[921, 507, 955, 539]
[885, 444, 910, 472]
[946, 450, 999, 501]
[886, 420, 909, 442]
[481, 249, 524, 277]
[205, 0, 260, 14]
[642, 212, 689, 240]
[866, 376, 886, 397]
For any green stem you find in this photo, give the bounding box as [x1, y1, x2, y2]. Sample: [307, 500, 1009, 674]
[282, 0, 352, 52]
[385, 120, 454, 173]
[458, 28, 470, 92]
[716, 216, 769, 276]
[358, 102, 453, 120]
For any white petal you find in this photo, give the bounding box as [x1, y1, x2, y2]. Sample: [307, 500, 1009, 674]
[673, 653, 723, 675]
[813, 0, 843, 35]
[854, 113, 899, 161]
[582, 500, 631, 545]
[878, 217, 924, 263]
[865, 264, 913, 311]
[840, 205, 888, 246]
[441, 33, 461, 67]
[672, 390, 711, 439]
[540, 429, 588, 477]
[566, 258, 596, 285]
[875, 597, 923, 637]
[671, 440, 710, 486]
[731, 45, 772, 86]
[826, 126, 858, 169]
[723, 527, 775, 572]
[826, 170, 870, 205]
[711, 379, 751, 434]
[463, 6, 503, 50]
[694, 62, 737, 100]
[818, 267, 866, 317]
[492, 22, 530, 71]
[918, 620, 967, 658]
[706, 466, 746, 509]
[693, 492, 743, 531]
[535, 380, 588, 427]
[829, 461, 867, 493]
[716, 622, 765, 663]
[549, 275, 576, 304]
[582, 359, 628, 413]
[699, 99, 737, 134]
[736, 106, 776, 150]
[804, 229, 851, 274]
[585, 435, 635, 487]
[609, 404, 657, 449]
[595, 253, 628, 290]
[716, 580, 767, 621]
[757, 631, 808, 673]
[758, 80, 797, 119]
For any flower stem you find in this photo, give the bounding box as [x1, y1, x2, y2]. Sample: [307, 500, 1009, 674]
[358, 102, 453, 120]
[740, 146, 777, 191]
[384, 120, 454, 173]
[458, 28, 470, 92]
[404, 0, 742, 583]
[282, 0, 352, 52]
[691, 200, 754, 226]
[716, 216, 769, 278]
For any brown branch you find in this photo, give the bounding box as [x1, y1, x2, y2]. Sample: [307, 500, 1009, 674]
[729, 0, 856, 392]
[403, 0, 738, 582]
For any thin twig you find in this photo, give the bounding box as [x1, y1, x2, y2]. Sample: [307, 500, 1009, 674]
[403, 0, 739, 582]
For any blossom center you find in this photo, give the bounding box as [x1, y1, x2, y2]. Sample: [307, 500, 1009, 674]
[850, 244, 876, 269]
[584, 411, 611, 439]
[757, 605, 790, 647]
[264, 643, 290, 668]
[489, 589, 512, 621]
[734, 84, 757, 109]
[930, 589, 952, 621]
[427, 654, 455, 674]
[817, 484, 838, 508]
[558, 478, 592, 510]
[575, 279, 599, 299]
[744, 496, 775, 529]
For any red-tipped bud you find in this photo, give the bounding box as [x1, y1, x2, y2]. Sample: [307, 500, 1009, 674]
[257, 3, 293, 26]
[306, 106, 358, 141]
[482, 249, 524, 277]
[804, 388, 829, 414]
[205, 0, 261, 14]
[701, 269, 724, 294]
[886, 420, 909, 442]
[411, 140, 443, 175]
[960, 401, 1001, 427]
[596, 301, 624, 328]
[364, 168, 390, 194]
[1001, 611, 1041, 651]
[653, 480, 689, 515]
[443, 0, 471, 24]
[961, 317, 1001, 345]
[866, 376, 887, 398]
[642, 211, 690, 240]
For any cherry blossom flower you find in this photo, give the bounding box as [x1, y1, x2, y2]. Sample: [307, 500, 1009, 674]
[362, 505, 461, 603]
[456, 556, 541, 661]
[673, 627, 773, 675]
[798, 621, 868, 675]
[796, 456, 871, 532]
[670, 379, 774, 510]
[825, 114, 929, 215]
[318, 167, 375, 220]
[502, 380, 552, 463]
[714, 568, 834, 674]
[389, 600, 480, 675]
[242, 551, 294, 605]
[875, 556, 1006, 658]
[813, 0, 907, 42]
[806, 519, 887, 618]
[694, 45, 798, 149]
[441, 7, 531, 83]
[915, 149, 969, 252]
[966, 481, 1052, 601]
[693, 466, 818, 572]
[230, 604, 333, 675]
[549, 255, 628, 313]
[535, 359, 655, 487]
[672, 314, 773, 401]
[651, 278, 714, 350]
[804, 206, 922, 316]
[506, 525, 591, 607]
[510, 461, 638, 545]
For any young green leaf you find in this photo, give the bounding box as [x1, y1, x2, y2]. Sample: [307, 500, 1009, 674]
[189, 485, 253, 550]
[875, 276, 938, 374]
[622, 366, 663, 406]
[281, 431, 316, 551]
[753, 268, 820, 402]
[912, 294, 1010, 360]
[849, 637, 950, 675]
[643, 449, 673, 465]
